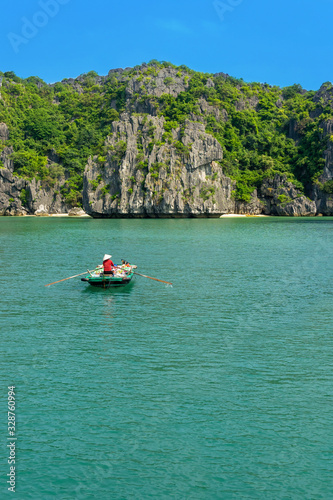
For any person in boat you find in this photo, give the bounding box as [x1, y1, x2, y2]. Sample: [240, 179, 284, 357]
[103, 254, 114, 275]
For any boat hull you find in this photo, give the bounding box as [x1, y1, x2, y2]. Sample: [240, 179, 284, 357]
[81, 272, 134, 288]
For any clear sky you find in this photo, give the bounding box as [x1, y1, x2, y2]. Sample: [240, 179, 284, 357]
[0, 0, 332, 89]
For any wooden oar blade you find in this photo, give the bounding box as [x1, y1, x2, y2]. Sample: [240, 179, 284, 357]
[45, 271, 89, 287]
[133, 272, 172, 285]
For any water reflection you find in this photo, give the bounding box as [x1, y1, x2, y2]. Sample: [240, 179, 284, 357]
[80, 280, 136, 334]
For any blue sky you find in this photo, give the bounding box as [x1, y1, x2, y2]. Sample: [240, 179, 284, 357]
[0, 0, 332, 89]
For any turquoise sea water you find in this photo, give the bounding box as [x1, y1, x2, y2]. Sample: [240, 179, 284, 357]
[1, 216, 333, 499]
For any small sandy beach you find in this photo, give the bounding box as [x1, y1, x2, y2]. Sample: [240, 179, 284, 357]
[220, 214, 269, 218]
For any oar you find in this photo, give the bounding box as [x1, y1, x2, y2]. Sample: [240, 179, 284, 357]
[133, 272, 172, 285]
[45, 271, 93, 287]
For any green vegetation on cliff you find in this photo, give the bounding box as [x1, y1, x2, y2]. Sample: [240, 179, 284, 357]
[0, 64, 332, 205]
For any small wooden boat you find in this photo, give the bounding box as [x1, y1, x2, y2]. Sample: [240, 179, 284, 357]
[81, 265, 134, 288]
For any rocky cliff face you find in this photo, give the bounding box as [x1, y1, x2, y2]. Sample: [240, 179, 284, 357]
[2, 67, 333, 217]
[27, 178, 70, 215]
[278, 85, 333, 215]
[77, 75, 333, 217]
[0, 122, 9, 141]
[126, 67, 189, 100]
[1, 108, 331, 217]
[0, 145, 29, 215]
[0, 124, 69, 215]
[306, 85, 333, 215]
[260, 175, 316, 216]
[0, 122, 27, 215]
[310, 119, 333, 215]
[83, 115, 236, 217]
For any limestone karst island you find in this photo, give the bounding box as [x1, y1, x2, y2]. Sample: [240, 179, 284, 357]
[1, 61, 333, 217]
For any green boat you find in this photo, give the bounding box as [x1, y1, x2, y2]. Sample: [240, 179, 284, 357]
[81, 266, 134, 288]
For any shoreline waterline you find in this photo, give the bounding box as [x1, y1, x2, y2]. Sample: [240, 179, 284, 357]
[0, 213, 330, 218]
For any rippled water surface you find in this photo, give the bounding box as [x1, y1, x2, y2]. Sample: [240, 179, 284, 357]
[1, 217, 333, 499]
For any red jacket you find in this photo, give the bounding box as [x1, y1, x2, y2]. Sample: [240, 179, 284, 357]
[103, 259, 114, 272]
